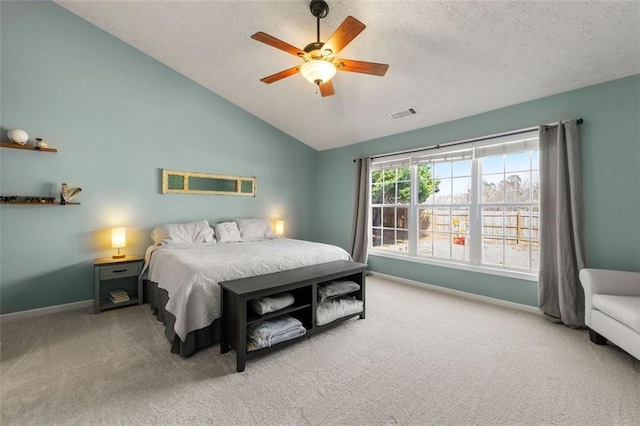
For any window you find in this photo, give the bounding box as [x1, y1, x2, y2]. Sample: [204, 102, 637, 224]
[369, 131, 539, 275]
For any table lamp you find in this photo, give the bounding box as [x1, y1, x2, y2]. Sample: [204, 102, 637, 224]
[275, 220, 284, 236]
[111, 227, 126, 259]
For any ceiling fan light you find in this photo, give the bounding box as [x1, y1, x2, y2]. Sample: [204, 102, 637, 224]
[300, 60, 336, 85]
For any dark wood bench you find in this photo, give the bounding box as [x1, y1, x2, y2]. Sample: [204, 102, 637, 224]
[220, 260, 366, 372]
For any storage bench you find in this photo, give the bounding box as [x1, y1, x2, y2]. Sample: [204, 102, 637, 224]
[219, 260, 366, 372]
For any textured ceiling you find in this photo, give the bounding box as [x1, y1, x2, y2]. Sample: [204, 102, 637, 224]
[55, 0, 640, 151]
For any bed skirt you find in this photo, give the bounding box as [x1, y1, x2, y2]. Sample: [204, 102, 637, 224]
[145, 280, 221, 357]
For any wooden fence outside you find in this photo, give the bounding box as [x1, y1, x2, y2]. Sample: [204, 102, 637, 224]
[427, 210, 539, 244]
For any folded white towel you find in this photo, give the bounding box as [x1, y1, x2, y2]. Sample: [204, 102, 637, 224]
[318, 280, 360, 302]
[247, 315, 306, 351]
[316, 296, 363, 326]
[249, 292, 295, 315]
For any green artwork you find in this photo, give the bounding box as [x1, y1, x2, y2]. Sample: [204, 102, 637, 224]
[167, 174, 185, 190]
[189, 176, 237, 192]
[240, 180, 254, 194]
[162, 169, 256, 197]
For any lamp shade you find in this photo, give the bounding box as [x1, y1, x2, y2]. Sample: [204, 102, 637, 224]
[275, 220, 284, 236]
[300, 60, 336, 85]
[111, 227, 126, 249]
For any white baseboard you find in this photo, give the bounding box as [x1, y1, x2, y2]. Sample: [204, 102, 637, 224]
[370, 271, 541, 315]
[0, 300, 93, 323]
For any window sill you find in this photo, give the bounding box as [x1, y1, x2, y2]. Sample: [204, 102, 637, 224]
[368, 250, 539, 282]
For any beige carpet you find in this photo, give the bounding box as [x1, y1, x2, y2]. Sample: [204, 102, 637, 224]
[1, 275, 639, 425]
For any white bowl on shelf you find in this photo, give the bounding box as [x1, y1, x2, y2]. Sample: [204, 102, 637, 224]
[7, 129, 29, 145]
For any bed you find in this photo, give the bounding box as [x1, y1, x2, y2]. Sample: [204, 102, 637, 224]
[143, 220, 351, 356]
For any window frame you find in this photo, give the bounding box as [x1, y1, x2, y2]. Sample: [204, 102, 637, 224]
[368, 131, 539, 282]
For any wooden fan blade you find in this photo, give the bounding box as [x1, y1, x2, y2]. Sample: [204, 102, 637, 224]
[324, 16, 366, 56]
[319, 80, 335, 97]
[251, 32, 304, 57]
[335, 58, 389, 76]
[260, 65, 300, 84]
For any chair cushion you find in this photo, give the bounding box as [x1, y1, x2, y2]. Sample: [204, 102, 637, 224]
[592, 294, 640, 333]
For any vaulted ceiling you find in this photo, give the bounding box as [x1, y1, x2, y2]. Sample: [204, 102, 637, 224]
[56, 0, 640, 151]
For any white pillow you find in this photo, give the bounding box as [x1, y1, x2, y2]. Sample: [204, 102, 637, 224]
[214, 221, 242, 243]
[151, 220, 215, 245]
[235, 218, 278, 241]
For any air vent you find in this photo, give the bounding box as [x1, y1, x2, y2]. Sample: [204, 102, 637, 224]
[388, 107, 419, 121]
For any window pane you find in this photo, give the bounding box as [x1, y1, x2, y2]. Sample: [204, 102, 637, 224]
[482, 174, 504, 203]
[505, 207, 522, 240]
[383, 207, 395, 228]
[504, 172, 530, 203]
[434, 207, 451, 232]
[372, 207, 381, 227]
[452, 160, 471, 177]
[397, 230, 409, 252]
[505, 238, 529, 269]
[418, 207, 433, 256]
[519, 208, 532, 238]
[482, 155, 503, 174]
[397, 166, 410, 181]
[483, 236, 504, 266]
[418, 231, 433, 256]
[434, 178, 452, 204]
[371, 170, 384, 204]
[531, 207, 540, 239]
[397, 181, 410, 204]
[434, 162, 451, 178]
[372, 228, 382, 247]
[532, 151, 539, 170]
[433, 233, 451, 259]
[452, 208, 469, 234]
[371, 182, 383, 204]
[531, 240, 540, 270]
[417, 164, 434, 181]
[397, 207, 409, 229]
[483, 207, 504, 236]
[506, 151, 529, 172]
[383, 182, 396, 204]
[452, 233, 469, 262]
[419, 180, 439, 204]
[452, 207, 469, 262]
[418, 208, 433, 234]
[452, 177, 470, 204]
[504, 207, 533, 269]
[532, 171, 540, 201]
[383, 229, 395, 248]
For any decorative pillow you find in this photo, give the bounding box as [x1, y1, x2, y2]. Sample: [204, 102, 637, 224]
[214, 221, 242, 243]
[235, 218, 278, 241]
[151, 220, 215, 245]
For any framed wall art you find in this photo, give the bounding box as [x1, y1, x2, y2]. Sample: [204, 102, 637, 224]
[162, 169, 256, 197]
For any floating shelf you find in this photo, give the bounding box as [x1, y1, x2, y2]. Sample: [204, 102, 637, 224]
[0, 202, 80, 206]
[1, 196, 79, 206]
[1, 142, 57, 153]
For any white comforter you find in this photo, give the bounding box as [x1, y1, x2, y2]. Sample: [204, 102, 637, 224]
[148, 238, 351, 340]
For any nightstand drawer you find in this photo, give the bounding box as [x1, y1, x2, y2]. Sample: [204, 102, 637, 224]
[100, 263, 140, 280]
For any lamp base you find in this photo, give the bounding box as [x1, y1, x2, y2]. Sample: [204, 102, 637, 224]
[112, 254, 126, 259]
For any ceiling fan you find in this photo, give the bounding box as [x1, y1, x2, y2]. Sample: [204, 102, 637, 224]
[251, 0, 389, 97]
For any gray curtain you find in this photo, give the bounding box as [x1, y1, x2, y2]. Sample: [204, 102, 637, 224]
[351, 158, 370, 264]
[538, 120, 586, 327]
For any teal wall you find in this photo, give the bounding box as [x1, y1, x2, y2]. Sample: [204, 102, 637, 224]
[317, 75, 640, 307]
[2, 2, 638, 315]
[0, 2, 318, 314]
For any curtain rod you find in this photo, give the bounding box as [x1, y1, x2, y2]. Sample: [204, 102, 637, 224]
[353, 118, 583, 162]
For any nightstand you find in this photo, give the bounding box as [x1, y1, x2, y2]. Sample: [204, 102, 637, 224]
[93, 255, 144, 314]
